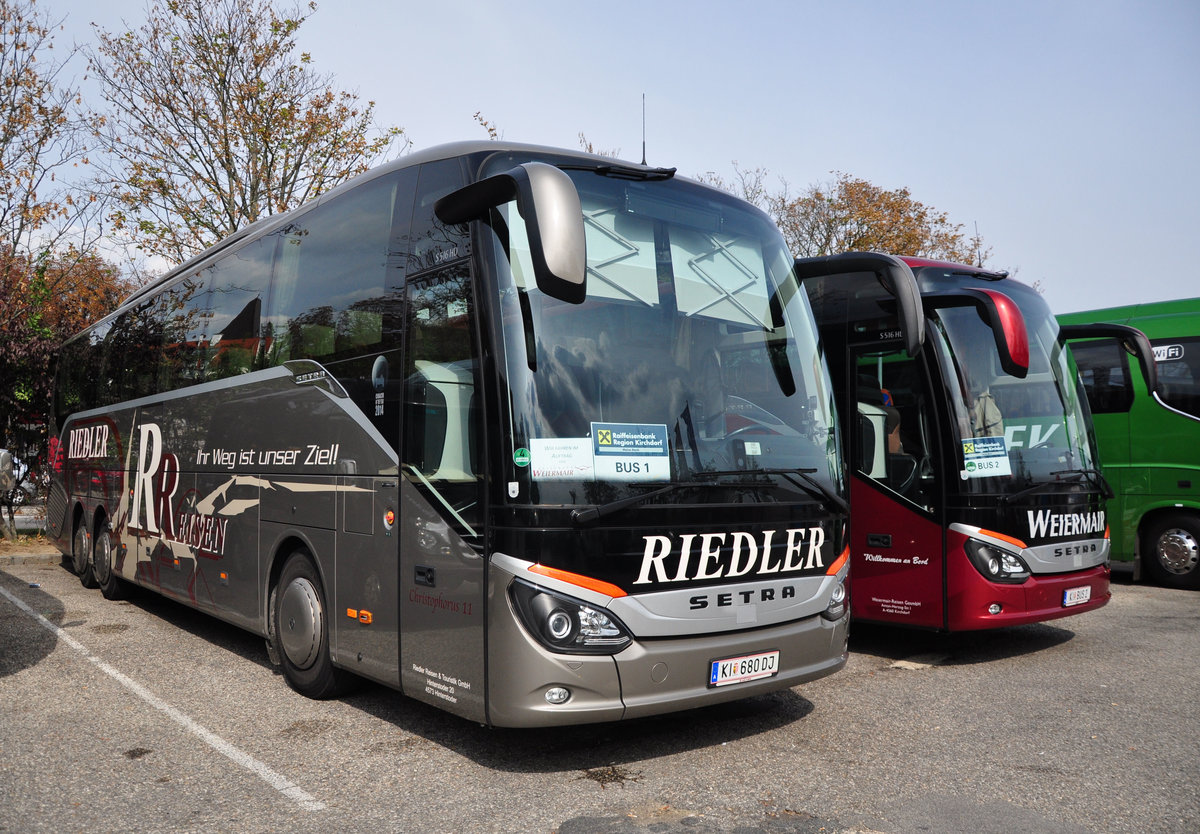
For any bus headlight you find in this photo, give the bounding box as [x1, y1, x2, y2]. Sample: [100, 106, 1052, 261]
[510, 580, 632, 654]
[821, 577, 849, 621]
[964, 540, 1031, 584]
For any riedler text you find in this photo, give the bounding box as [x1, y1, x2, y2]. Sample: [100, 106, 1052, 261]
[634, 527, 827, 585]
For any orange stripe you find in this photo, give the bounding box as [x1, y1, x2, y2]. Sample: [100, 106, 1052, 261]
[529, 564, 628, 598]
[825, 545, 850, 575]
[978, 527, 1028, 550]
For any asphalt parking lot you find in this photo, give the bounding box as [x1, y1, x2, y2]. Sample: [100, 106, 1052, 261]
[1, 545, 1197, 834]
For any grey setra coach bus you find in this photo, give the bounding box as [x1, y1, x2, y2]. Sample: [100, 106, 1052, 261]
[48, 142, 850, 727]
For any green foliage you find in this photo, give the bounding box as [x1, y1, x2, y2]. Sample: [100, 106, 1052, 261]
[702, 165, 992, 267]
[88, 0, 408, 263]
[770, 172, 991, 265]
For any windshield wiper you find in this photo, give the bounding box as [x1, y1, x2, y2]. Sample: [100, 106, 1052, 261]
[570, 481, 710, 526]
[1002, 468, 1113, 504]
[699, 468, 849, 516]
[1052, 467, 1115, 499]
[1002, 479, 1077, 505]
[768, 468, 850, 516]
[569, 467, 848, 527]
[560, 162, 677, 181]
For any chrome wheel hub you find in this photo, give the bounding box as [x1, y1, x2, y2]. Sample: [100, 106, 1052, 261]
[1157, 528, 1200, 575]
[73, 526, 90, 574]
[278, 577, 322, 669]
[94, 531, 112, 583]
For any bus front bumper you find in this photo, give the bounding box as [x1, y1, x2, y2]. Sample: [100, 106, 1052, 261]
[485, 603, 848, 728]
[948, 563, 1111, 631]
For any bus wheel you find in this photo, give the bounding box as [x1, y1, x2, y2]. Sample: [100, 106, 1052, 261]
[93, 519, 130, 601]
[72, 519, 97, 589]
[1143, 513, 1200, 590]
[272, 550, 352, 699]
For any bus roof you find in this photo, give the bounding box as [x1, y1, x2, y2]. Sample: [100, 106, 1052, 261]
[1058, 297, 1200, 329]
[898, 256, 1009, 281]
[108, 140, 682, 320]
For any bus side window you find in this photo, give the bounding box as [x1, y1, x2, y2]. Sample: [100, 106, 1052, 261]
[57, 323, 110, 422]
[402, 264, 482, 538]
[854, 353, 938, 512]
[205, 236, 275, 379]
[160, 272, 214, 391]
[399, 159, 481, 538]
[407, 158, 471, 274]
[1071, 340, 1133, 414]
[1153, 337, 1200, 419]
[266, 173, 400, 365]
[103, 297, 165, 405]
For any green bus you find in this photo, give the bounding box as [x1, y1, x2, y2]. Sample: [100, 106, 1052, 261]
[1058, 299, 1200, 589]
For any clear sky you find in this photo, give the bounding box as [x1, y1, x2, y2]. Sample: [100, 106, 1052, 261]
[46, 0, 1200, 315]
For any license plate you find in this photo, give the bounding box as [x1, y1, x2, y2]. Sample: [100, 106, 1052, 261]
[709, 650, 779, 687]
[1063, 585, 1092, 607]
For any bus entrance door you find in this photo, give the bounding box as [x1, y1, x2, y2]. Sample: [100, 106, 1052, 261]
[849, 348, 947, 628]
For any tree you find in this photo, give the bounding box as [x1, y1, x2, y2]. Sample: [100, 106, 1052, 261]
[0, 248, 129, 537]
[473, 111, 499, 140]
[577, 133, 620, 159]
[768, 172, 989, 265]
[0, 0, 124, 537]
[0, 0, 107, 330]
[87, 0, 407, 265]
[696, 162, 771, 210]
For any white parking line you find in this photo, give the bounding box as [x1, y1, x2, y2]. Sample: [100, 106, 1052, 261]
[0, 583, 325, 812]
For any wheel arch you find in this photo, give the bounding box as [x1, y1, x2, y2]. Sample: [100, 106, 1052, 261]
[90, 503, 110, 535]
[1136, 503, 1200, 587]
[70, 500, 87, 537]
[263, 531, 328, 625]
[1135, 502, 1200, 558]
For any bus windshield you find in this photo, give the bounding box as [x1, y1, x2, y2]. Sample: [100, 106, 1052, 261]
[929, 289, 1098, 494]
[481, 155, 841, 508]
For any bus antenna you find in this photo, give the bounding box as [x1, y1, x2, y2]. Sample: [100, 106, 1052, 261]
[641, 93, 647, 165]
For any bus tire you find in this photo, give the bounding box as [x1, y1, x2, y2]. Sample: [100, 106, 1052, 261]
[272, 550, 352, 699]
[93, 518, 130, 601]
[72, 517, 97, 589]
[1142, 512, 1200, 590]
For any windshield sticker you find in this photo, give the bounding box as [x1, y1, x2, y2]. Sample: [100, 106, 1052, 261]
[1003, 421, 1060, 449]
[529, 426, 670, 482]
[530, 438, 593, 480]
[592, 422, 670, 481]
[961, 436, 1012, 479]
[512, 447, 531, 467]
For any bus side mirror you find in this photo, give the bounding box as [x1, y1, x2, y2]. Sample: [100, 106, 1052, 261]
[794, 252, 924, 358]
[1059, 323, 1159, 396]
[925, 288, 1030, 379]
[435, 162, 587, 304]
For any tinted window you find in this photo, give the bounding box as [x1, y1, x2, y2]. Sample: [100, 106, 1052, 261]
[103, 297, 165, 404]
[206, 236, 275, 378]
[402, 263, 481, 539]
[1071, 340, 1133, 414]
[406, 158, 470, 276]
[854, 350, 939, 513]
[1154, 337, 1200, 418]
[268, 172, 400, 364]
[160, 272, 214, 391]
[55, 324, 107, 423]
[399, 159, 480, 539]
